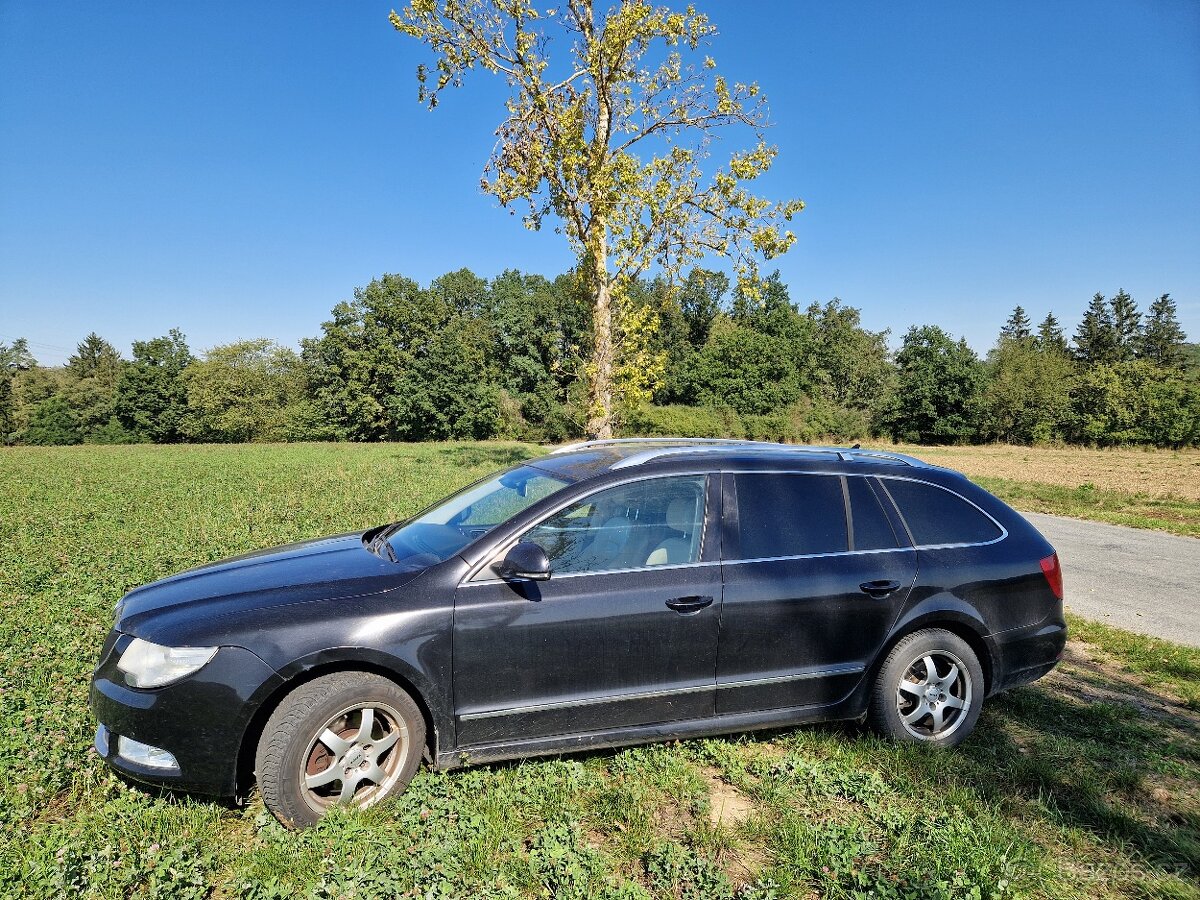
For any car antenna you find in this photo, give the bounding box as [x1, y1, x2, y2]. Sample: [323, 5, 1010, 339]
[850, 443, 861, 450]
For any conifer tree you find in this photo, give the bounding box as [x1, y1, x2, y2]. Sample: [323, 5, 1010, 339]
[1037, 312, 1068, 354]
[1109, 289, 1141, 361]
[1073, 293, 1117, 365]
[1138, 293, 1187, 368]
[999, 305, 1032, 341]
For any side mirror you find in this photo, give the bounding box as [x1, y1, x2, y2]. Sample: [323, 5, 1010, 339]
[493, 541, 552, 582]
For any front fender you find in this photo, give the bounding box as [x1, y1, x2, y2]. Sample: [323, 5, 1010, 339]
[266, 645, 454, 753]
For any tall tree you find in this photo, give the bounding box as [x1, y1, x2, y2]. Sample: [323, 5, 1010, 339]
[64, 333, 126, 438]
[113, 329, 194, 442]
[486, 269, 589, 437]
[677, 267, 730, 348]
[1138, 293, 1187, 369]
[805, 298, 892, 411]
[393, 0, 803, 438]
[1036, 312, 1068, 354]
[881, 325, 984, 444]
[67, 333, 123, 383]
[0, 338, 36, 371]
[1109, 289, 1141, 360]
[999, 305, 1032, 341]
[1073, 293, 1117, 366]
[0, 338, 36, 441]
[304, 273, 501, 441]
[183, 340, 306, 443]
[980, 333, 1075, 444]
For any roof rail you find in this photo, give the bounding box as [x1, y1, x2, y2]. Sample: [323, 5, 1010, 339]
[549, 437, 778, 455]
[609, 444, 921, 470]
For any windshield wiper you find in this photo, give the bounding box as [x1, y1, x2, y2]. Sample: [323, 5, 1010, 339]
[366, 527, 399, 562]
[378, 538, 398, 563]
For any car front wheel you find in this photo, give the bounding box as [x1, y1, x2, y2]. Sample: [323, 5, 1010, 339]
[255, 671, 425, 828]
[867, 629, 984, 747]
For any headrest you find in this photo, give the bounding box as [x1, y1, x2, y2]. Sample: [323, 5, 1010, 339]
[666, 497, 696, 533]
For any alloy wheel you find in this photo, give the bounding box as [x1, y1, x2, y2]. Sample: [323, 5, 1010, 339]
[298, 701, 409, 814]
[894, 650, 973, 740]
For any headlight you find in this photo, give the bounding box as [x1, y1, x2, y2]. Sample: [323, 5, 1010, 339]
[117, 638, 217, 688]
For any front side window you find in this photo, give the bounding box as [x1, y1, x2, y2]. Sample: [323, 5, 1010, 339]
[524, 476, 707, 574]
[733, 473, 848, 559]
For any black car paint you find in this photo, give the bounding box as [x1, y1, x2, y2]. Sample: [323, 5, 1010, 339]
[91, 446, 1066, 796]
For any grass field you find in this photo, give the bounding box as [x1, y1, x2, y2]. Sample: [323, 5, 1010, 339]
[1, 442, 1198, 899]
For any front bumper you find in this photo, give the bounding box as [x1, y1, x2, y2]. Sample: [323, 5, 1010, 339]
[90, 632, 284, 796]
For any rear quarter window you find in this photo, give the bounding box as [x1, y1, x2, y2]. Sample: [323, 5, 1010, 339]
[881, 478, 1002, 546]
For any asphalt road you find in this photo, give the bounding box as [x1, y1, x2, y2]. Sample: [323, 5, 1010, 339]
[1022, 511, 1200, 647]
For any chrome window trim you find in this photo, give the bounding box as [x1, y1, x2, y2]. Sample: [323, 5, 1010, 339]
[457, 664, 865, 721]
[723, 470, 1008, 560]
[461, 470, 715, 585]
[466, 558, 720, 588]
[871, 473, 1008, 549]
[721, 545, 917, 567]
[460, 469, 1006, 586]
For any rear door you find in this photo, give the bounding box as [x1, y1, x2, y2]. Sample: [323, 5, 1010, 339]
[716, 472, 917, 715]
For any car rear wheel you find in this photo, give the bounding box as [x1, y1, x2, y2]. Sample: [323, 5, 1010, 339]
[867, 629, 984, 747]
[255, 671, 425, 828]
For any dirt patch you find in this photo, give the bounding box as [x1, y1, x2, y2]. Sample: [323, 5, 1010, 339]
[884, 443, 1200, 501]
[699, 767, 770, 884]
[706, 774, 756, 828]
[1054, 642, 1199, 728]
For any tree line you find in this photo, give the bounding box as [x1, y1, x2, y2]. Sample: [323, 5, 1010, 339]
[2, 269, 1197, 448]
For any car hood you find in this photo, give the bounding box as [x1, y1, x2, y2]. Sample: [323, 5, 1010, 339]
[116, 532, 437, 638]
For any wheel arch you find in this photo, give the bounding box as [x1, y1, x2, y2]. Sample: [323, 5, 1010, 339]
[867, 608, 996, 702]
[235, 651, 443, 797]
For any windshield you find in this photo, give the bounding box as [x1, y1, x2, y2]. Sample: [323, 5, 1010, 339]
[378, 466, 570, 565]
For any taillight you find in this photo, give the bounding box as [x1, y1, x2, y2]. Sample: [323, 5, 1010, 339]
[1039, 552, 1064, 600]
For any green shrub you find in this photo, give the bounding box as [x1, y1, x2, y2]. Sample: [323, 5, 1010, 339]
[622, 401, 869, 444]
[22, 396, 82, 445]
[621, 403, 745, 439]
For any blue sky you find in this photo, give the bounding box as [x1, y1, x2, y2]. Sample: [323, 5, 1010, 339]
[1, 1, 1198, 364]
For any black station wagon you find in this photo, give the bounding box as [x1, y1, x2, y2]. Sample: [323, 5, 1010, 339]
[91, 439, 1067, 827]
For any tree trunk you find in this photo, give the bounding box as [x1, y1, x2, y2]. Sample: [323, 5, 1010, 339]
[585, 230, 614, 440]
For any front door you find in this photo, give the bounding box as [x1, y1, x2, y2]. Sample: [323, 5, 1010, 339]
[717, 472, 917, 715]
[453, 474, 721, 746]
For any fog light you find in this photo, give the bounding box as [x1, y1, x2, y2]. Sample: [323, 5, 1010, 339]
[94, 724, 110, 757]
[117, 735, 179, 770]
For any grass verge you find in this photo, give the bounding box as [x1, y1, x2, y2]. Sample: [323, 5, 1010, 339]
[977, 476, 1200, 538]
[0, 443, 1197, 898]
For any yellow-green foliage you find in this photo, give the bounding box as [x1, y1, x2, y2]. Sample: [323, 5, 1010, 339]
[391, 0, 804, 435]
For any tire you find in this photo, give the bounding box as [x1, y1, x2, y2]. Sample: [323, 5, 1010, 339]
[255, 671, 425, 829]
[867, 629, 984, 747]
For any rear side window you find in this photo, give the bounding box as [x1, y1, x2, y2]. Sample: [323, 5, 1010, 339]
[881, 479, 1002, 546]
[733, 474, 847, 559]
[847, 477, 901, 550]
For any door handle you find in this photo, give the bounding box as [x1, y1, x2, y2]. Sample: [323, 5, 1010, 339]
[665, 595, 714, 614]
[859, 580, 903, 599]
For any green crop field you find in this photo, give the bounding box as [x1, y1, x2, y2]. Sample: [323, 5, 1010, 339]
[1, 443, 1198, 899]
